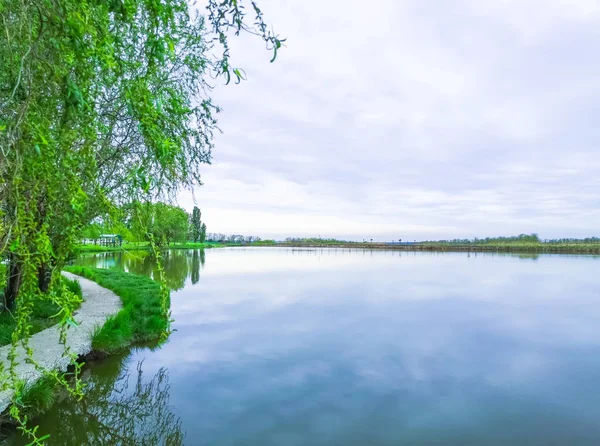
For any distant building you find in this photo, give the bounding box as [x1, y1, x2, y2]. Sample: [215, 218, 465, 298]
[82, 234, 123, 247]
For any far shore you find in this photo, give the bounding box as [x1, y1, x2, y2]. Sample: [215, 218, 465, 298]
[259, 243, 600, 254]
[77, 242, 600, 255]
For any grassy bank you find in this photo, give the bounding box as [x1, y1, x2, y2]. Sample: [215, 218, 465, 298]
[265, 242, 600, 254]
[416, 242, 600, 254]
[249, 240, 277, 245]
[0, 276, 82, 347]
[64, 266, 168, 353]
[0, 268, 165, 431]
[76, 241, 219, 253]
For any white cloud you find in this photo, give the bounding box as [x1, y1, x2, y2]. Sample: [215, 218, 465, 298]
[180, 0, 600, 240]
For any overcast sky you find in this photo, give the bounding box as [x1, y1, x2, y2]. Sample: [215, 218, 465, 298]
[179, 0, 600, 241]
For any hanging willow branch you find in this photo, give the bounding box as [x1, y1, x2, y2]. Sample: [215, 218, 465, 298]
[0, 0, 281, 440]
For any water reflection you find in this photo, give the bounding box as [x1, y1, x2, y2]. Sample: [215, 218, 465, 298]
[191, 250, 200, 285]
[7, 248, 600, 445]
[76, 249, 206, 291]
[517, 253, 540, 260]
[6, 351, 184, 445]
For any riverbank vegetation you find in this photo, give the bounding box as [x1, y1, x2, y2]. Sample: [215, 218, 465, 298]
[1, 0, 281, 439]
[76, 241, 218, 253]
[206, 233, 264, 244]
[270, 234, 600, 254]
[82, 203, 205, 247]
[251, 240, 277, 245]
[0, 276, 82, 347]
[3, 353, 185, 444]
[80, 203, 265, 250]
[14, 376, 60, 419]
[419, 234, 600, 253]
[283, 237, 351, 245]
[65, 267, 167, 354]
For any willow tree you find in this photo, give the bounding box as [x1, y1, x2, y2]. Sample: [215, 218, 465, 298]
[0, 0, 281, 440]
[0, 0, 281, 307]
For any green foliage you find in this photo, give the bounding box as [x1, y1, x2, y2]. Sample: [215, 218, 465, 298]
[64, 267, 168, 354]
[0, 0, 281, 437]
[206, 233, 261, 243]
[82, 202, 206, 246]
[64, 277, 82, 300]
[200, 222, 207, 243]
[15, 376, 59, 418]
[0, 276, 82, 347]
[207, 0, 285, 83]
[0, 300, 58, 347]
[252, 239, 276, 245]
[284, 237, 350, 244]
[151, 203, 189, 245]
[81, 224, 103, 241]
[390, 234, 600, 253]
[423, 234, 543, 245]
[76, 241, 215, 253]
[190, 206, 202, 243]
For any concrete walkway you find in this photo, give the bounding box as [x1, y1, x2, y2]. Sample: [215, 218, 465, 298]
[0, 272, 122, 412]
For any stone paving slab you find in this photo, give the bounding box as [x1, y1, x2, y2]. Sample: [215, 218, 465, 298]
[0, 271, 122, 412]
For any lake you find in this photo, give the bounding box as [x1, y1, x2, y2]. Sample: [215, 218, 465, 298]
[5, 248, 600, 445]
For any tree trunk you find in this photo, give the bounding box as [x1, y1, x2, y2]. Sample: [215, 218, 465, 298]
[38, 263, 52, 293]
[4, 257, 23, 311]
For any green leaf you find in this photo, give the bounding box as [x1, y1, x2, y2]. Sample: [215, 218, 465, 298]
[10, 238, 19, 251]
[270, 44, 279, 63]
[233, 68, 246, 83]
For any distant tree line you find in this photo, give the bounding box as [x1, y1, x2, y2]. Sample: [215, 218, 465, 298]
[284, 237, 349, 244]
[81, 203, 273, 246]
[81, 203, 208, 246]
[421, 234, 600, 245]
[206, 234, 262, 243]
[544, 237, 600, 244]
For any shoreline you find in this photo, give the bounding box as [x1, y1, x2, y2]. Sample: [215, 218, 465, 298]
[1, 267, 166, 430]
[76, 242, 217, 253]
[261, 243, 600, 254]
[79, 243, 600, 255]
[0, 272, 122, 414]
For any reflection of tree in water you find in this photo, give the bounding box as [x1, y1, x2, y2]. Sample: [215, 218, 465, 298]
[76, 252, 124, 269]
[517, 253, 540, 261]
[190, 249, 205, 285]
[159, 249, 205, 289]
[124, 251, 155, 277]
[8, 354, 185, 445]
[159, 250, 190, 291]
[191, 250, 200, 285]
[76, 249, 206, 291]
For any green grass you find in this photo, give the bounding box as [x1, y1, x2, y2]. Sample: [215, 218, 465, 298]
[250, 240, 277, 245]
[63, 266, 169, 354]
[418, 242, 600, 254]
[251, 240, 600, 254]
[16, 375, 59, 417]
[0, 275, 83, 347]
[64, 275, 82, 297]
[168, 242, 220, 249]
[76, 241, 217, 253]
[76, 242, 153, 253]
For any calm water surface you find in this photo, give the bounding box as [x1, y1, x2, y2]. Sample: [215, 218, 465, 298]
[5, 248, 600, 445]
